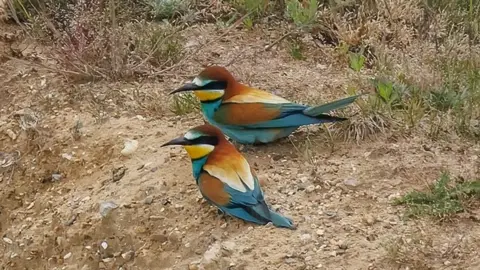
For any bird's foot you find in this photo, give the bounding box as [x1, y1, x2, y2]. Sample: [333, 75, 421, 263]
[216, 208, 230, 223]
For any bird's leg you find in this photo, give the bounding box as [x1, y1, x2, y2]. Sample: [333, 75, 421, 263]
[216, 208, 229, 222]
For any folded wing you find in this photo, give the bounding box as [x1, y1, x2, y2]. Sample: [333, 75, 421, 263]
[198, 145, 272, 224]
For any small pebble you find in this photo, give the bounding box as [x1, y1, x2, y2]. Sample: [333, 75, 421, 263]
[300, 234, 312, 243]
[121, 139, 138, 156]
[121, 250, 134, 261]
[343, 178, 359, 187]
[6, 129, 16, 140]
[144, 196, 154, 205]
[151, 234, 168, 243]
[188, 263, 199, 270]
[3, 237, 13, 244]
[99, 201, 118, 217]
[363, 215, 376, 226]
[168, 231, 181, 243]
[51, 173, 62, 181]
[306, 185, 315, 193]
[338, 241, 348, 250]
[63, 252, 72, 260]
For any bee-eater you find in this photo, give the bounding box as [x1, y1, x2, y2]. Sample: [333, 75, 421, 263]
[169, 66, 362, 144]
[161, 124, 295, 229]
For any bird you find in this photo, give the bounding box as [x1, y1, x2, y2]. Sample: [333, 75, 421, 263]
[161, 124, 295, 229]
[169, 66, 363, 144]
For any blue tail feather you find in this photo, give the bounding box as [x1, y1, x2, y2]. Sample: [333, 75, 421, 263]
[269, 209, 295, 229]
[303, 94, 364, 117]
[220, 204, 295, 229]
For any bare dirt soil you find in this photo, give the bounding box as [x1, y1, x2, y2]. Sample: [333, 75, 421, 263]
[1, 21, 480, 270]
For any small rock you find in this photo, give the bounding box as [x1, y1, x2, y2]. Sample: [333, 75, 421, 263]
[168, 231, 181, 243]
[112, 166, 127, 182]
[343, 178, 359, 187]
[101, 241, 108, 250]
[61, 153, 73, 160]
[3, 237, 13, 244]
[316, 229, 325, 236]
[444, 261, 451, 266]
[202, 242, 221, 264]
[143, 196, 154, 205]
[51, 173, 62, 181]
[6, 129, 16, 140]
[338, 241, 348, 250]
[151, 234, 168, 243]
[121, 250, 134, 261]
[99, 201, 118, 217]
[388, 193, 401, 201]
[363, 215, 376, 226]
[96, 93, 106, 101]
[63, 252, 72, 260]
[222, 241, 235, 253]
[64, 213, 78, 226]
[285, 258, 297, 264]
[306, 185, 315, 193]
[121, 139, 138, 156]
[56, 236, 66, 247]
[300, 234, 312, 243]
[188, 263, 199, 270]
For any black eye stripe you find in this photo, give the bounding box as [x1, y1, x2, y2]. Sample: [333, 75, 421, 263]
[190, 135, 218, 145]
[199, 81, 227, 90]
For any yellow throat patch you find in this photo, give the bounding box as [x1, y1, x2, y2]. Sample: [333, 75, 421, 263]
[184, 144, 215, 159]
[194, 90, 224, 102]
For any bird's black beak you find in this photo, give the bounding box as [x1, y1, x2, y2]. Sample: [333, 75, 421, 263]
[169, 83, 201, 95]
[161, 136, 191, 147]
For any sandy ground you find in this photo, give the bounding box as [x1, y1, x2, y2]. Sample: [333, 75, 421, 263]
[1, 22, 480, 270]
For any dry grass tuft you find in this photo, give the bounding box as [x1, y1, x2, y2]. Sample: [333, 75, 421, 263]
[333, 111, 392, 143]
[382, 233, 436, 270]
[6, 0, 186, 82]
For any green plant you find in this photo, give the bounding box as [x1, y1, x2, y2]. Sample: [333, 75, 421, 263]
[227, 0, 270, 29]
[349, 52, 365, 72]
[373, 78, 397, 106]
[242, 16, 254, 29]
[288, 39, 305, 60]
[169, 93, 200, 115]
[428, 57, 480, 137]
[146, 0, 189, 20]
[285, 0, 318, 28]
[7, 0, 35, 22]
[394, 172, 480, 219]
[429, 89, 464, 112]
